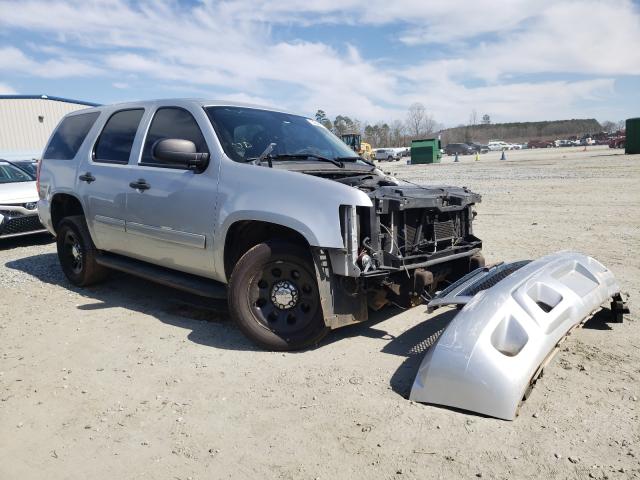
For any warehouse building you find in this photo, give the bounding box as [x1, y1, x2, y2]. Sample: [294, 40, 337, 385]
[0, 94, 99, 160]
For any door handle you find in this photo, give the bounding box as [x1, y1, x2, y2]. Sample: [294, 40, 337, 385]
[78, 172, 96, 183]
[129, 179, 150, 191]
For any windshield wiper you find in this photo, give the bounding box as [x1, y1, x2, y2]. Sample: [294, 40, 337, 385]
[335, 156, 375, 168]
[268, 154, 345, 168]
[244, 143, 276, 167]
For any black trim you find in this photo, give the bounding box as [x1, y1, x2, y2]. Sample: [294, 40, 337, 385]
[138, 161, 192, 171]
[0, 94, 100, 107]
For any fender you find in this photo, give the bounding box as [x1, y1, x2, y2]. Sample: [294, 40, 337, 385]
[211, 160, 372, 282]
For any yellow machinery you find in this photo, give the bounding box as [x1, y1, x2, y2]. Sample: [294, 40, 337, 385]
[340, 133, 372, 160]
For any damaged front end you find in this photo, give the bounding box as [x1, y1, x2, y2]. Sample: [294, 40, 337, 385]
[409, 251, 629, 420]
[328, 178, 483, 311]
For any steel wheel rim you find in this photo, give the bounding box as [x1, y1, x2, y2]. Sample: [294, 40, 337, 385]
[63, 231, 83, 274]
[249, 259, 319, 335]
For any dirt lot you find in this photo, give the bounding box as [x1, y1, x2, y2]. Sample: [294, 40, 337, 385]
[1, 145, 639, 479]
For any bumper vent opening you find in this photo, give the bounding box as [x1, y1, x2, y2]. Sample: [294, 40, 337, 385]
[491, 316, 528, 357]
[527, 283, 563, 314]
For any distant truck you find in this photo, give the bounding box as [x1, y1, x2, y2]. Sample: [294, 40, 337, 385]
[609, 135, 625, 149]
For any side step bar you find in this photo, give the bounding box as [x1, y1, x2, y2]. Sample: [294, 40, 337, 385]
[96, 253, 227, 299]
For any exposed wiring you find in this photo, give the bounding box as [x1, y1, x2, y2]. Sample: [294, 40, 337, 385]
[380, 223, 397, 255]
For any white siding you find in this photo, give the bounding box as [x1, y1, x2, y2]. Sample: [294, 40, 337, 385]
[0, 98, 92, 158]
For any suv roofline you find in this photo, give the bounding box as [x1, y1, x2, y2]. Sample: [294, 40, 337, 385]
[61, 98, 300, 118]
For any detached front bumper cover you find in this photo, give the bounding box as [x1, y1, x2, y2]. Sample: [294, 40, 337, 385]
[409, 251, 628, 420]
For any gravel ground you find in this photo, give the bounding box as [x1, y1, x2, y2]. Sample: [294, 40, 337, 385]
[1, 145, 639, 479]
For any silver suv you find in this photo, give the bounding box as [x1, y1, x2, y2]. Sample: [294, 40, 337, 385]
[38, 99, 483, 350]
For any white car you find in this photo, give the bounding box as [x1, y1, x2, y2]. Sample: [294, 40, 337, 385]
[487, 141, 510, 151]
[374, 148, 401, 161]
[0, 160, 46, 239]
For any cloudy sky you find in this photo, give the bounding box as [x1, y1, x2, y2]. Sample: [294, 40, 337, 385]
[0, 0, 639, 126]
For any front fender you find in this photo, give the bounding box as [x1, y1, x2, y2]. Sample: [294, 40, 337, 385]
[211, 161, 372, 281]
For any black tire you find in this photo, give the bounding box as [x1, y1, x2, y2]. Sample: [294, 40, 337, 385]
[228, 241, 329, 351]
[56, 215, 108, 286]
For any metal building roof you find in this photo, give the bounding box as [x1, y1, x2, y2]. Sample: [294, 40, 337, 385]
[0, 94, 100, 107]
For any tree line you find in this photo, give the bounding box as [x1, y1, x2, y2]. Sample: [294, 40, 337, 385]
[316, 104, 626, 148]
[315, 102, 441, 148]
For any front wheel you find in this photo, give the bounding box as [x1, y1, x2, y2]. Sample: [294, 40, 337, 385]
[228, 241, 329, 351]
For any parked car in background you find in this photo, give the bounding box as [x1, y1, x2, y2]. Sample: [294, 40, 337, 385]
[396, 147, 411, 158]
[487, 141, 510, 151]
[374, 148, 402, 161]
[444, 143, 474, 156]
[609, 136, 625, 149]
[0, 160, 47, 239]
[528, 140, 554, 149]
[467, 142, 489, 153]
[11, 159, 39, 176]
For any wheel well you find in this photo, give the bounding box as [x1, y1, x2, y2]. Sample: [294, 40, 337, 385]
[224, 221, 310, 279]
[50, 194, 84, 233]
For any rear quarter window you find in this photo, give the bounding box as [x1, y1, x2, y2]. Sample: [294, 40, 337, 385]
[43, 111, 100, 160]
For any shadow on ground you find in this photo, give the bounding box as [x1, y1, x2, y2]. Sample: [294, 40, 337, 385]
[582, 308, 613, 330]
[382, 309, 457, 398]
[5, 252, 254, 350]
[0, 232, 53, 251]
[6, 252, 421, 354]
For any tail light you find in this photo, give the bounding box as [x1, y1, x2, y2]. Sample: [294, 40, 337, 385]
[36, 159, 42, 196]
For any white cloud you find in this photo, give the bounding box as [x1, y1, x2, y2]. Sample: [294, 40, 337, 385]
[0, 82, 17, 94]
[0, 0, 637, 125]
[0, 46, 102, 78]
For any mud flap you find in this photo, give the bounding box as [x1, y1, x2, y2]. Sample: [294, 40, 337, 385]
[409, 251, 628, 420]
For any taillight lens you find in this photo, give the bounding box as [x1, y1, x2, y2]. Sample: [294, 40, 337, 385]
[36, 159, 42, 196]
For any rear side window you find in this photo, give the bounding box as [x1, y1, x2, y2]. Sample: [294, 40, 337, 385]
[43, 112, 100, 160]
[141, 107, 208, 167]
[93, 109, 144, 164]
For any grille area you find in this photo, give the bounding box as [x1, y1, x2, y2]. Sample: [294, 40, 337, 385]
[0, 214, 44, 236]
[459, 260, 531, 297]
[433, 220, 454, 241]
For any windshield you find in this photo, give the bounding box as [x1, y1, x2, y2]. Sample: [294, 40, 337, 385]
[205, 106, 359, 163]
[0, 163, 34, 183]
[11, 161, 37, 176]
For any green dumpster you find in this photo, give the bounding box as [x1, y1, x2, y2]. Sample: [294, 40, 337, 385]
[410, 138, 442, 164]
[626, 118, 640, 154]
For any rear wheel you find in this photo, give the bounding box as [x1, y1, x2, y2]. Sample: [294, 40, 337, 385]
[56, 215, 108, 286]
[228, 241, 328, 351]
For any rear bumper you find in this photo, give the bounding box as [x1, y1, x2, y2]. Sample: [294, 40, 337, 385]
[409, 251, 628, 420]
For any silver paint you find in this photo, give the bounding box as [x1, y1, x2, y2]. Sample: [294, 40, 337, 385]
[410, 251, 621, 420]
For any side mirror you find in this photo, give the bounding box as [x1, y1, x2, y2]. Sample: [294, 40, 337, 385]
[152, 138, 209, 171]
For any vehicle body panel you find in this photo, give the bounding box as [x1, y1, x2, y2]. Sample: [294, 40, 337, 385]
[409, 251, 623, 420]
